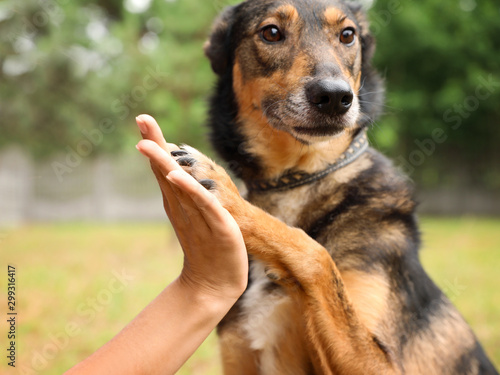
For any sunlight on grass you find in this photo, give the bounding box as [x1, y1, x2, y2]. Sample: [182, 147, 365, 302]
[0, 217, 498, 373]
[419, 217, 500, 366]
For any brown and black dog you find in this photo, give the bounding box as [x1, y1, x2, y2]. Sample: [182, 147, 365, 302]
[168, 0, 499, 373]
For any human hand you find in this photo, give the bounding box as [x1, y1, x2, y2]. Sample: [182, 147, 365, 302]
[135, 115, 248, 304]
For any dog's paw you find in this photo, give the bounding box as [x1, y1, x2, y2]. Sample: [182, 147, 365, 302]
[171, 146, 242, 212]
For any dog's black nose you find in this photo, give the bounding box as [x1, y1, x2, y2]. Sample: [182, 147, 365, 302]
[306, 79, 353, 116]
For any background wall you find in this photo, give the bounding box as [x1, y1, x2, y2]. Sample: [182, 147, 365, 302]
[2, 146, 500, 227]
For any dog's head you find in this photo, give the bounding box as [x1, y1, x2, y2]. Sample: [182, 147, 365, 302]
[205, 0, 383, 144]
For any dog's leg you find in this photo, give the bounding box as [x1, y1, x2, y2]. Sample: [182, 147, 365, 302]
[237, 206, 398, 375]
[219, 323, 260, 374]
[172, 147, 399, 375]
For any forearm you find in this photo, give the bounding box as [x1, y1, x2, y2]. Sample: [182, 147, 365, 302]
[66, 278, 236, 375]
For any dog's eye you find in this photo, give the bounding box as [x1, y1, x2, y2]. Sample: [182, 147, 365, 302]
[261, 25, 283, 43]
[340, 28, 356, 46]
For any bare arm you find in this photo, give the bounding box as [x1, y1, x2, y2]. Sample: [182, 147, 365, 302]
[65, 115, 248, 375]
[66, 277, 236, 375]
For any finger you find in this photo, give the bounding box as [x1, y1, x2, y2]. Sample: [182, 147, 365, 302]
[167, 178, 213, 231]
[136, 138, 217, 231]
[149, 160, 198, 228]
[167, 170, 228, 227]
[137, 141, 190, 225]
[135, 114, 180, 212]
[150, 162, 172, 214]
[168, 175, 241, 240]
[136, 139, 183, 176]
[136, 114, 178, 153]
[149, 160, 212, 234]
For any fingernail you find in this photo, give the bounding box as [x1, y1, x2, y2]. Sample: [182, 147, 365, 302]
[136, 116, 148, 134]
[135, 143, 145, 155]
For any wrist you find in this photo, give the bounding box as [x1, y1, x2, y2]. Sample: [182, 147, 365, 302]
[173, 275, 239, 320]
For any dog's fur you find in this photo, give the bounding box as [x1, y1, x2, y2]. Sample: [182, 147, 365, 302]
[171, 0, 499, 373]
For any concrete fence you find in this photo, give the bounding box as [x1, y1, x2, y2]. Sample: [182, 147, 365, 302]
[0, 147, 499, 226]
[0, 147, 165, 226]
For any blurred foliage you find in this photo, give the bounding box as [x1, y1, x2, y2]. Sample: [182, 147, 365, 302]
[0, 0, 224, 157]
[1, 0, 499, 189]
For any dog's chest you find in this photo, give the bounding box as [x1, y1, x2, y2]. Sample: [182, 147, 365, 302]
[240, 190, 313, 373]
[249, 188, 307, 226]
[240, 261, 310, 374]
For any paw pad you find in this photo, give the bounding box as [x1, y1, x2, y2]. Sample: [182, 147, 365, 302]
[198, 179, 216, 190]
[176, 157, 196, 167]
[171, 150, 189, 157]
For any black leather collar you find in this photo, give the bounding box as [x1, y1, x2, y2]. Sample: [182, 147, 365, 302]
[247, 131, 369, 193]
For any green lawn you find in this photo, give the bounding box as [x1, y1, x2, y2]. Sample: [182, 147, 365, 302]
[1, 217, 499, 373]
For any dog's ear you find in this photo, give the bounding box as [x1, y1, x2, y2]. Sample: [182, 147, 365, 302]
[347, 1, 385, 126]
[204, 5, 238, 76]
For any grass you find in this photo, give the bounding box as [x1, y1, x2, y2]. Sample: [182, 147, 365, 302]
[0, 217, 499, 373]
[419, 217, 500, 364]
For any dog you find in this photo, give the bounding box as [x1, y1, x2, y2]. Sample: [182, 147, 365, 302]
[167, 0, 499, 373]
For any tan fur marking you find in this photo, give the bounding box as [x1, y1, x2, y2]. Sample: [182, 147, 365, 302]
[341, 270, 389, 333]
[258, 5, 299, 33]
[232, 61, 260, 110]
[354, 71, 362, 93]
[276, 4, 299, 23]
[324, 7, 346, 26]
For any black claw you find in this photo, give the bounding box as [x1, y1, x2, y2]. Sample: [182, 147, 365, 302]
[266, 272, 280, 281]
[199, 179, 216, 190]
[176, 157, 196, 167]
[171, 150, 189, 157]
[264, 267, 280, 281]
